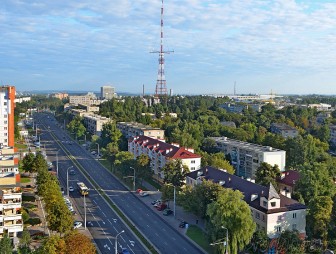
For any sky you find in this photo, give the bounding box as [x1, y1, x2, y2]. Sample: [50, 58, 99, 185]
[1, 0, 336, 95]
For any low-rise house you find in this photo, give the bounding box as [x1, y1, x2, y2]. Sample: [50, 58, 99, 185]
[316, 112, 331, 124]
[186, 166, 306, 239]
[128, 136, 201, 180]
[118, 122, 165, 140]
[211, 137, 286, 179]
[308, 103, 332, 111]
[276, 170, 300, 198]
[270, 123, 298, 139]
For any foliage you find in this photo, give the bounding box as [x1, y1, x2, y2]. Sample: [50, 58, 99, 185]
[0, 234, 13, 254]
[64, 231, 96, 254]
[162, 159, 189, 187]
[66, 115, 86, 139]
[135, 154, 152, 185]
[255, 162, 280, 188]
[246, 230, 269, 254]
[41, 235, 66, 254]
[179, 180, 223, 218]
[278, 230, 305, 254]
[206, 189, 256, 254]
[99, 121, 122, 148]
[21, 153, 36, 173]
[20, 228, 32, 248]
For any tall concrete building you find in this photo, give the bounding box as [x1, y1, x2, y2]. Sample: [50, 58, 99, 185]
[101, 86, 115, 100]
[0, 86, 16, 147]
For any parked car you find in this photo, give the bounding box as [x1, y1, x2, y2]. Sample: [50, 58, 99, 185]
[151, 199, 161, 205]
[179, 221, 188, 228]
[156, 203, 167, 211]
[140, 192, 149, 197]
[69, 170, 76, 175]
[119, 248, 130, 254]
[154, 201, 163, 207]
[69, 186, 74, 192]
[136, 188, 143, 194]
[73, 221, 82, 229]
[163, 208, 173, 216]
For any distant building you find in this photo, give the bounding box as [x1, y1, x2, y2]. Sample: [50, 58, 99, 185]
[186, 166, 306, 239]
[51, 93, 68, 100]
[117, 122, 165, 140]
[101, 86, 115, 100]
[211, 137, 286, 179]
[128, 136, 201, 180]
[14, 97, 31, 103]
[316, 112, 331, 124]
[220, 121, 236, 128]
[308, 103, 332, 111]
[270, 123, 298, 139]
[83, 115, 111, 136]
[220, 102, 263, 113]
[0, 173, 23, 243]
[69, 93, 104, 106]
[0, 86, 16, 147]
[330, 125, 336, 145]
[276, 170, 300, 198]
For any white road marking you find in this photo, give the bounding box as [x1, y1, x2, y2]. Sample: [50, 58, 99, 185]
[107, 219, 112, 225]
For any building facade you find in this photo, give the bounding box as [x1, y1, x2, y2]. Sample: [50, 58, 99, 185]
[220, 102, 263, 113]
[83, 115, 110, 136]
[276, 170, 300, 198]
[117, 122, 165, 140]
[101, 86, 115, 100]
[270, 123, 298, 139]
[51, 93, 68, 100]
[211, 137, 286, 179]
[186, 166, 306, 239]
[330, 125, 336, 145]
[0, 86, 15, 147]
[128, 136, 201, 179]
[0, 173, 23, 242]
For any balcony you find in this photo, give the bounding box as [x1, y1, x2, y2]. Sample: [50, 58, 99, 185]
[1, 203, 21, 210]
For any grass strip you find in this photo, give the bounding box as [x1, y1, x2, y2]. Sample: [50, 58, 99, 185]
[186, 225, 213, 254]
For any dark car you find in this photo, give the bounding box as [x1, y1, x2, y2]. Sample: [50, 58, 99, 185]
[163, 208, 173, 216]
[119, 248, 130, 254]
[156, 203, 167, 211]
[179, 221, 188, 228]
[69, 170, 76, 175]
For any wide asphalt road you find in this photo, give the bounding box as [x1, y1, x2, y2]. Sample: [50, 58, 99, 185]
[35, 112, 204, 254]
[34, 113, 149, 254]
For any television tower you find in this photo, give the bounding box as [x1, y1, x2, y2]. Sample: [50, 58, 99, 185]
[151, 0, 174, 97]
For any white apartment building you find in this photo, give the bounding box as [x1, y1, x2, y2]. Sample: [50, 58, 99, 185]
[128, 136, 201, 180]
[211, 137, 286, 179]
[0, 173, 23, 241]
[0, 86, 16, 147]
[101, 86, 115, 100]
[83, 115, 110, 136]
[186, 167, 306, 239]
[117, 122, 165, 140]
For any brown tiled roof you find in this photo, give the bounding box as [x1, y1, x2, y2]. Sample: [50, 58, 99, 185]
[129, 136, 201, 159]
[187, 166, 306, 214]
[277, 170, 300, 187]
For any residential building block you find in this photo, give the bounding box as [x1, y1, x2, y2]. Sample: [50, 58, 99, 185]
[117, 122, 165, 140]
[270, 123, 298, 139]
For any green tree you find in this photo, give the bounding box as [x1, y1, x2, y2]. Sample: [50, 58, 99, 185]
[278, 230, 304, 254]
[255, 162, 280, 188]
[162, 159, 189, 187]
[20, 227, 32, 248]
[41, 235, 66, 254]
[103, 142, 119, 171]
[47, 201, 73, 235]
[32, 153, 48, 174]
[100, 121, 122, 148]
[0, 233, 13, 254]
[21, 153, 35, 174]
[179, 180, 223, 218]
[247, 230, 269, 254]
[67, 115, 86, 139]
[64, 231, 96, 254]
[207, 189, 256, 254]
[135, 154, 152, 185]
[208, 153, 235, 174]
[308, 196, 333, 243]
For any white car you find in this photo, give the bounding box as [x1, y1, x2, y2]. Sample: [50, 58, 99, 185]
[69, 186, 74, 192]
[73, 221, 82, 229]
[140, 192, 149, 197]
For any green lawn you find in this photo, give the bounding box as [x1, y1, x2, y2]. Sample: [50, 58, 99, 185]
[15, 143, 28, 149]
[186, 225, 214, 253]
[21, 177, 31, 183]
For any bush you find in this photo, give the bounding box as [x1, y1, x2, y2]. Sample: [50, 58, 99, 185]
[22, 209, 29, 224]
[22, 195, 36, 202]
[27, 217, 41, 226]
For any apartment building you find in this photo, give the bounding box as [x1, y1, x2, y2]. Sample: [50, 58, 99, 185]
[270, 123, 298, 139]
[276, 170, 300, 198]
[0, 173, 23, 242]
[186, 166, 306, 239]
[211, 137, 286, 179]
[308, 103, 332, 111]
[101, 86, 115, 100]
[83, 114, 110, 136]
[0, 148, 19, 177]
[117, 122, 165, 140]
[330, 125, 336, 145]
[128, 136, 201, 179]
[220, 102, 263, 113]
[51, 92, 68, 100]
[0, 86, 16, 147]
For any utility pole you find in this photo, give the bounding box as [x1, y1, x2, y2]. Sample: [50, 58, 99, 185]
[56, 150, 59, 178]
[84, 194, 87, 230]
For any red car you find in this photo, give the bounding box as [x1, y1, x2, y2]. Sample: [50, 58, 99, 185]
[136, 189, 143, 194]
[156, 203, 167, 211]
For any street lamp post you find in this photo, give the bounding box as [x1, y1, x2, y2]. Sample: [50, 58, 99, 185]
[114, 230, 125, 254]
[97, 143, 100, 156]
[130, 167, 136, 191]
[210, 226, 229, 254]
[166, 183, 176, 218]
[66, 166, 73, 196]
[84, 193, 87, 230]
[56, 150, 59, 178]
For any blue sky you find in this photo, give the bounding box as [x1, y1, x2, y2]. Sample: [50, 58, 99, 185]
[1, 0, 336, 95]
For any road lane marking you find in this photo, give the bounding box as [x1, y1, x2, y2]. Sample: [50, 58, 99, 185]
[101, 211, 107, 217]
[107, 219, 112, 225]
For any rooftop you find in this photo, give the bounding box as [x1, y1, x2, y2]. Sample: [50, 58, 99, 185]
[187, 166, 305, 214]
[277, 170, 300, 187]
[118, 122, 162, 131]
[271, 123, 297, 131]
[211, 137, 285, 153]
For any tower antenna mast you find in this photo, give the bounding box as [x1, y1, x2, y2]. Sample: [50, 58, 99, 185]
[151, 0, 174, 97]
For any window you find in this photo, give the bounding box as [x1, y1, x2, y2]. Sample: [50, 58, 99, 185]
[4, 102, 7, 106]
[191, 160, 195, 164]
[263, 201, 267, 207]
[4, 127, 7, 130]
[4, 121, 7, 124]
[276, 226, 281, 232]
[271, 202, 276, 207]
[262, 215, 265, 222]
[191, 167, 195, 171]
[292, 224, 297, 230]
[255, 212, 260, 219]
[293, 213, 297, 219]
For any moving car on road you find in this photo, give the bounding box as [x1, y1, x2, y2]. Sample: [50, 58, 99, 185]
[73, 221, 82, 229]
[140, 192, 149, 197]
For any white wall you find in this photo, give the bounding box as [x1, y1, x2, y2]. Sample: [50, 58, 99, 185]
[262, 151, 286, 171]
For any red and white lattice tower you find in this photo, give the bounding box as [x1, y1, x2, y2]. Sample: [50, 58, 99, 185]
[151, 0, 173, 97]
